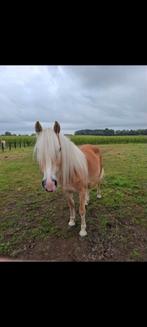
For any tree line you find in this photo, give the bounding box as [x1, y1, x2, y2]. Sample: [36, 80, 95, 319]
[75, 129, 147, 136]
[1, 132, 35, 136]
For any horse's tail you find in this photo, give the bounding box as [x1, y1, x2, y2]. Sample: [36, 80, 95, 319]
[99, 167, 104, 181]
[91, 145, 104, 179]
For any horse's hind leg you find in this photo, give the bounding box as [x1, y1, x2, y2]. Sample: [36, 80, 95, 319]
[97, 167, 104, 199]
[79, 190, 87, 237]
[66, 192, 76, 226]
[97, 182, 102, 199]
[85, 189, 89, 206]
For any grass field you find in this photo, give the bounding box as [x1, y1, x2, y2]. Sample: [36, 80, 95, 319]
[0, 143, 147, 261]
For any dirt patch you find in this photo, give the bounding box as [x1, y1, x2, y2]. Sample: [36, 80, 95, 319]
[5, 217, 146, 262]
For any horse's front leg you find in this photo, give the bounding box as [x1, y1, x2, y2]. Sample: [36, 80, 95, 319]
[79, 189, 87, 237]
[66, 192, 76, 226]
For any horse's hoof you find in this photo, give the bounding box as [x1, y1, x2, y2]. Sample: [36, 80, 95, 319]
[97, 194, 102, 199]
[79, 230, 87, 237]
[68, 221, 75, 227]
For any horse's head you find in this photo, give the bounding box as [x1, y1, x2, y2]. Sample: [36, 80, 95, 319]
[34, 121, 61, 192]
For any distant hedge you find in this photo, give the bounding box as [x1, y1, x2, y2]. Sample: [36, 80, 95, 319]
[70, 135, 147, 145]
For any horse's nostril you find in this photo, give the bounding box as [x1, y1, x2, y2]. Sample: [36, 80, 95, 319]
[42, 179, 46, 188]
[52, 178, 57, 187]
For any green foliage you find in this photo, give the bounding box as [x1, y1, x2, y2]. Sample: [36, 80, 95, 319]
[70, 135, 147, 145]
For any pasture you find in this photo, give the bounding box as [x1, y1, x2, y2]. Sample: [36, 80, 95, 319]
[0, 141, 147, 261]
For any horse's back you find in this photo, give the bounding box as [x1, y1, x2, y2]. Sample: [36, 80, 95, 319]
[79, 144, 101, 158]
[79, 144, 102, 184]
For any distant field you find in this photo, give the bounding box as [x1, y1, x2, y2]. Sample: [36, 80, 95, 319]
[0, 144, 147, 261]
[71, 135, 147, 145]
[1, 135, 147, 150]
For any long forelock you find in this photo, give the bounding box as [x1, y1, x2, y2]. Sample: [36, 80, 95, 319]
[34, 128, 60, 169]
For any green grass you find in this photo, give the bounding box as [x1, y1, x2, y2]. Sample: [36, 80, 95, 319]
[130, 249, 142, 260]
[0, 144, 147, 261]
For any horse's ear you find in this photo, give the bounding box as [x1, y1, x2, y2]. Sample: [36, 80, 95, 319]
[35, 121, 43, 133]
[54, 121, 60, 134]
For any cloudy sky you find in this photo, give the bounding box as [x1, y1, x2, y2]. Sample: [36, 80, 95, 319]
[0, 65, 146, 134]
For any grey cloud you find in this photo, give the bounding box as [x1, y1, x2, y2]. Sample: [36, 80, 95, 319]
[0, 65, 147, 134]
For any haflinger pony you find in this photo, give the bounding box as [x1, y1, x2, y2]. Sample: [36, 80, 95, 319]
[1, 140, 6, 151]
[34, 121, 104, 237]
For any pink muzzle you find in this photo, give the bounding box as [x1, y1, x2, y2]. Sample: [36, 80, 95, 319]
[42, 177, 57, 192]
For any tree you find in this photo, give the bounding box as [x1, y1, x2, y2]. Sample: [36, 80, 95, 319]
[5, 131, 11, 136]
